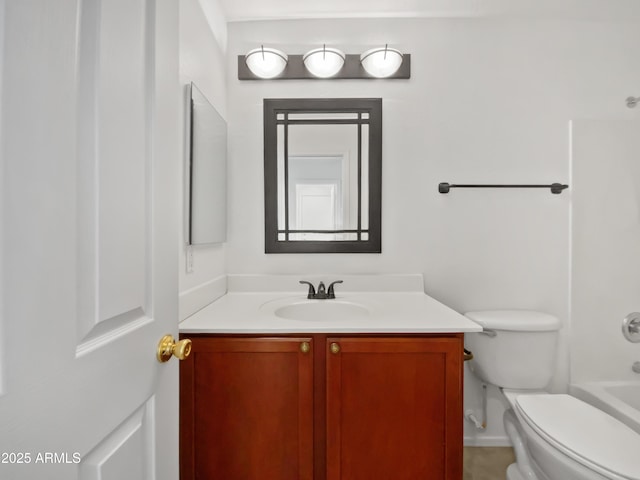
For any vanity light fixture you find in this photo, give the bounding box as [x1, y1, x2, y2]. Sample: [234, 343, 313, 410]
[360, 45, 404, 78]
[238, 45, 410, 80]
[244, 46, 288, 79]
[302, 45, 346, 78]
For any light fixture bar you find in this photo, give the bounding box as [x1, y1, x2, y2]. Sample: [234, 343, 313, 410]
[238, 54, 411, 80]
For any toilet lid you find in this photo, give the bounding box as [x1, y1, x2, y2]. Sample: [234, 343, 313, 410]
[515, 394, 640, 480]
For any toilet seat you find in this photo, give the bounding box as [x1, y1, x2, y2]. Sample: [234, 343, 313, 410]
[515, 394, 640, 480]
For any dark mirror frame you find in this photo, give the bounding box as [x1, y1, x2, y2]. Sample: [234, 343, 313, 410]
[264, 98, 382, 253]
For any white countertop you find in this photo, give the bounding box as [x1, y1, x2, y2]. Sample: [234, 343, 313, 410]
[179, 291, 482, 334]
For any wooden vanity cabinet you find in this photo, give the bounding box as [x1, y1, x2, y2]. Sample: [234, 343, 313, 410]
[180, 334, 463, 480]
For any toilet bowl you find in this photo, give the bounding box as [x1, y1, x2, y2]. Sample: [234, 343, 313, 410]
[465, 310, 640, 480]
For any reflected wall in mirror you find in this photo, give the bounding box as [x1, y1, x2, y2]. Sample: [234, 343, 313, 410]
[187, 83, 227, 245]
[264, 98, 381, 253]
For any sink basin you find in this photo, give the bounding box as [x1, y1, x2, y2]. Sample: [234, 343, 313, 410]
[274, 301, 370, 322]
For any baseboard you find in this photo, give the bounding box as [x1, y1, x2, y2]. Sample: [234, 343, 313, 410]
[464, 436, 512, 447]
[179, 275, 227, 321]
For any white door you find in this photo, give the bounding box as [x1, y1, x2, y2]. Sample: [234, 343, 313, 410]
[0, 0, 180, 479]
[295, 184, 338, 240]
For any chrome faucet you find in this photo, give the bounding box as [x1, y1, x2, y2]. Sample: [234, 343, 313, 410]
[299, 280, 343, 299]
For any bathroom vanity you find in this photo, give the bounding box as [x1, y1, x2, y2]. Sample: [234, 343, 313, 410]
[178, 275, 481, 480]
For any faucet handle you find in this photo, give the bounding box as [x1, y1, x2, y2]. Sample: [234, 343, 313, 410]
[299, 281, 316, 299]
[327, 280, 343, 299]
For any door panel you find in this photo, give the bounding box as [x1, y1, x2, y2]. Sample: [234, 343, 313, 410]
[76, 0, 151, 347]
[180, 337, 314, 480]
[326, 337, 463, 480]
[0, 0, 179, 479]
[80, 398, 155, 480]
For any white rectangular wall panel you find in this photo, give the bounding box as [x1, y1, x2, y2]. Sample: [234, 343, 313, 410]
[571, 120, 640, 383]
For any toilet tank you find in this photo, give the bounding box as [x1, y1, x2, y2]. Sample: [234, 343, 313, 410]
[464, 310, 561, 390]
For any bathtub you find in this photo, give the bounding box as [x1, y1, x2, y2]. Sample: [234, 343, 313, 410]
[571, 381, 640, 435]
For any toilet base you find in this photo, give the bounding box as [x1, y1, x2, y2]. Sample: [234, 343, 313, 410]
[506, 463, 525, 480]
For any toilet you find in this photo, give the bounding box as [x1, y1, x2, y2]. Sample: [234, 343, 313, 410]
[465, 310, 640, 480]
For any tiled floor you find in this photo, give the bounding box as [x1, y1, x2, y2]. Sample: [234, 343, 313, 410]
[463, 447, 516, 480]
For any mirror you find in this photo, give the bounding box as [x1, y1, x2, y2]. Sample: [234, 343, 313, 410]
[264, 98, 382, 253]
[187, 83, 227, 245]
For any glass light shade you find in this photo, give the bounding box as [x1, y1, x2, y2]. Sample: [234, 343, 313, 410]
[360, 47, 403, 78]
[303, 47, 346, 78]
[245, 47, 288, 79]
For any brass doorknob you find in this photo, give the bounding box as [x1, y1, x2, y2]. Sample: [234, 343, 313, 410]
[157, 335, 192, 363]
[330, 342, 340, 354]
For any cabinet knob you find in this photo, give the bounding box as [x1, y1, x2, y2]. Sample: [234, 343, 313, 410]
[330, 342, 340, 355]
[300, 341, 311, 354]
[157, 335, 192, 363]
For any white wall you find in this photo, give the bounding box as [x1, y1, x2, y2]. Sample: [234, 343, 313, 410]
[571, 119, 640, 384]
[0, 0, 5, 394]
[225, 17, 640, 444]
[179, 0, 228, 320]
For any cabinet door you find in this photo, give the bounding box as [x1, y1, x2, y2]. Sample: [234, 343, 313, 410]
[180, 337, 314, 480]
[326, 336, 463, 480]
